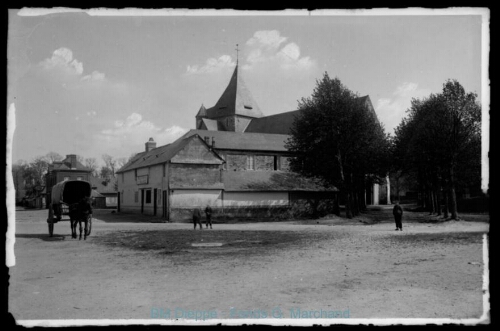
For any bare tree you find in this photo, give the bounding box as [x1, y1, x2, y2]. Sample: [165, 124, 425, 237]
[45, 152, 63, 163]
[85, 157, 99, 176]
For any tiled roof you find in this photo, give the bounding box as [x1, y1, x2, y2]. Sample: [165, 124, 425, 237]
[89, 176, 117, 193]
[183, 129, 290, 152]
[244, 110, 301, 134]
[223, 170, 336, 192]
[116, 134, 223, 173]
[205, 65, 264, 119]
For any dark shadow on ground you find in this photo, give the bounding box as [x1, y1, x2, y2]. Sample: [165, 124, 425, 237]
[15, 233, 69, 241]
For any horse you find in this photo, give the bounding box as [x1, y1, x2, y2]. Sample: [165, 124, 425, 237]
[68, 197, 92, 240]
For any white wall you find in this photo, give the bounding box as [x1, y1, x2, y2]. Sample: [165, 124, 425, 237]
[170, 190, 222, 208]
[223, 192, 289, 207]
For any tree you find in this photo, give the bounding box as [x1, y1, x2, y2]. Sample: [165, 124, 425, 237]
[102, 154, 117, 177]
[85, 157, 99, 177]
[286, 73, 391, 218]
[99, 166, 113, 180]
[45, 152, 63, 163]
[392, 80, 481, 219]
[116, 157, 129, 172]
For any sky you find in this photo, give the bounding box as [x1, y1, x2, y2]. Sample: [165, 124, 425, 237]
[7, 8, 488, 169]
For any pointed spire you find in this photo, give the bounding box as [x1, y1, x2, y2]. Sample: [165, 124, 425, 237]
[196, 104, 207, 117]
[205, 63, 263, 119]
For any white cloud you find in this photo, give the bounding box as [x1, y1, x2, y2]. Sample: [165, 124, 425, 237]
[82, 70, 106, 81]
[243, 30, 315, 71]
[99, 113, 188, 154]
[40, 47, 83, 76]
[376, 82, 432, 134]
[246, 30, 287, 50]
[38, 47, 106, 83]
[186, 55, 236, 75]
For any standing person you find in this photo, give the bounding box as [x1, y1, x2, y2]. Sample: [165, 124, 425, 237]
[393, 201, 403, 231]
[193, 207, 202, 230]
[205, 204, 213, 229]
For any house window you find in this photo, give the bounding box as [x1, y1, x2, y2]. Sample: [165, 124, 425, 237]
[145, 190, 152, 204]
[63, 177, 69, 181]
[135, 169, 137, 180]
[274, 156, 280, 171]
[158, 189, 161, 205]
[77, 176, 82, 181]
[134, 191, 139, 203]
[246, 155, 255, 170]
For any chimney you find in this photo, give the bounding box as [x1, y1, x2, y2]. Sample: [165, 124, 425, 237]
[67, 154, 77, 169]
[145, 137, 156, 152]
[211, 137, 215, 149]
[204, 136, 210, 145]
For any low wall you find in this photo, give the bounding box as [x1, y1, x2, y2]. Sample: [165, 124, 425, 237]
[169, 206, 291, 223]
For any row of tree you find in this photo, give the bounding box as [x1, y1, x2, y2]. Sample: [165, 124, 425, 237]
[286, 74, 482, 220]
[12, 152, 132, 190]
[391, 80, 481, 219]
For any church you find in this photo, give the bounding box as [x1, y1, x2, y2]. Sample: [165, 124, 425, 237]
[116, 63, 387, 221]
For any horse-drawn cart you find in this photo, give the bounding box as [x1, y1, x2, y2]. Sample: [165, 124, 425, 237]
[47, 180, 93, 237]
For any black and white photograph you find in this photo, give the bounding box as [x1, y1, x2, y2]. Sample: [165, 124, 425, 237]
[6, 7, 490, 326]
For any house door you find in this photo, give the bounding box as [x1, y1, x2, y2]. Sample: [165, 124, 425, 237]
[141, 189, 145, 214]
[153, 189, 157, 216]
[162, 190, 168, 219]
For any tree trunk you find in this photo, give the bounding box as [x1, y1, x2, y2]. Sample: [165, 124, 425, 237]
[427, 190, 434, 214]
[449, 168, 458, 220]
[437, 190, 442, 216]
[443, 190, 449, 218]
[333, 193, 340, 216]
[345, 191, 353, 219]
[359, 189, 367, 212]
[352, 190, 359, 216]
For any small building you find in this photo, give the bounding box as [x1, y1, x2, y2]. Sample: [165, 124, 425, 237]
[45, 154, 92, 208]
[89, 176, 118, 209]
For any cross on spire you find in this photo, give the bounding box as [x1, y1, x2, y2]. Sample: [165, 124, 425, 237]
[235, 43, 239, 65]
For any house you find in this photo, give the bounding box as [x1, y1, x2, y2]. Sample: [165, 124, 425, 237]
[45, 154, 92, 208]
[89, 176, 118, 208]
[117, 63, 388, 220]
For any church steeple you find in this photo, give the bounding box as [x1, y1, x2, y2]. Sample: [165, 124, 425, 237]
[197, 44, 264, 132]
[206, 61, 263, 119]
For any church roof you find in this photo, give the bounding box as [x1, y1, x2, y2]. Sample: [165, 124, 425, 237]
[205, 65, 264, 119]
[244, 95, 378, 135]
[183, 129, 290, 152]
[244, 109, 301, 134]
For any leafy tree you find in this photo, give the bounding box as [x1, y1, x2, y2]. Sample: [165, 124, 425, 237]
[102, 154, 117, 177]
[286, 73, 391, 218]
[392, 80, 481, 219]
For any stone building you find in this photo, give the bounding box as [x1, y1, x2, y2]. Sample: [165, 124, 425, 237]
[117, 63, 387, 220]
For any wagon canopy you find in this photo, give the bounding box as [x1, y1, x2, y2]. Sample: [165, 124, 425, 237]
[51, 180, 92, 205]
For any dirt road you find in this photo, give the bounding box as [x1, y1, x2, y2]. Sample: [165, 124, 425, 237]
[8, 208, 489, 325]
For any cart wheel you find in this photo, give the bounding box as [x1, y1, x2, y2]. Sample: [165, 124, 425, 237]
[48, 204, 54, 237]
[85, 215, 92, 236]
